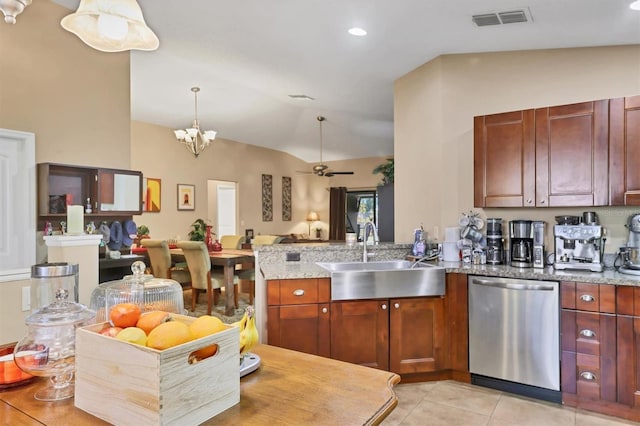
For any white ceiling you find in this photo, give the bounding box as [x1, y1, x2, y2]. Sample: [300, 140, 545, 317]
[51, 0, 640, 162]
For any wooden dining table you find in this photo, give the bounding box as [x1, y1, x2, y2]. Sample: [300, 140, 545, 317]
[170, 248, 255, 316]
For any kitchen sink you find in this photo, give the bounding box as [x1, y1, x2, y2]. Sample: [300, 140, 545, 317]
[316, 260, 445, 301]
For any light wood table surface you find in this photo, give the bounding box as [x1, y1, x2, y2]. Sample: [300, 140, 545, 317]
[0, 344, 399, 425]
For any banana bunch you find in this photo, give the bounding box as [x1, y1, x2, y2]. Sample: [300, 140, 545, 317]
[232, 305, 258, 356]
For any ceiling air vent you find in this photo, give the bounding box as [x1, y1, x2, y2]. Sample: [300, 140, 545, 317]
[472, 8, 532, 27]
[472, 13, 501, 27]
[498, 10, 528, 24]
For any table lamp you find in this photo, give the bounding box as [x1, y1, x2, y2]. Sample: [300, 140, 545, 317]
[307, 212, 319, 237]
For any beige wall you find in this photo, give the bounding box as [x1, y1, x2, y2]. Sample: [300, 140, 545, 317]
[395, 45, 640, 250]
[131, 120, 386, 240]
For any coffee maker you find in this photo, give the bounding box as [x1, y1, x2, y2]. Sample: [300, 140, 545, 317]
[509, 220, 533, 268]
[553, 212, 604, 272]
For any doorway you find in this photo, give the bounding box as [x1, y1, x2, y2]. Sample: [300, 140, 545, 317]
[207, 180, 238, 237]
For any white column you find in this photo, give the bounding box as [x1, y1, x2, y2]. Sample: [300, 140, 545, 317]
[44, 235, 103, 306]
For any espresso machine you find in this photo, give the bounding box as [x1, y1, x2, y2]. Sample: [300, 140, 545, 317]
[509, 220, 533, 268]
[553, 212, 604, 272]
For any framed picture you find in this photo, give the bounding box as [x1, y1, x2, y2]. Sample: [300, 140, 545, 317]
[143, 177, 161, 212]
[245, 228, 254, 242]
[177, 184, 195, 210]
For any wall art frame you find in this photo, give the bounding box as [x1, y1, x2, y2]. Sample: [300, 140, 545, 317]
[143, 177, 161, 212]
[177, 184, 195, 211]
[282, 176, 291, 221]
[262, 174, 273, 221]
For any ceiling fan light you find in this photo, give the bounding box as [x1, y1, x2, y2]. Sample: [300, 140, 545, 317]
[174, 129, 186, 139]
[186, 128, 198, 138]
[60, 0, 159, 52]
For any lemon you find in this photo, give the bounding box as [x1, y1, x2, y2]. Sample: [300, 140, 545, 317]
[116, 327, 147, 346]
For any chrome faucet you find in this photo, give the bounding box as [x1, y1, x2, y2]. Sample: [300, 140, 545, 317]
[363, 221, 379, 262]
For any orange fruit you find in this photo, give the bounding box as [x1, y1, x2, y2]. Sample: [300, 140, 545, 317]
[136, 311, 172, 335]
[189, 315, 228, 359]
[146, 321, 193, 350]
[109, 303, 141, 328]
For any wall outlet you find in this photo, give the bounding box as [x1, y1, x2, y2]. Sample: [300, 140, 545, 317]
[21, 286, 30, 312]
[286, 252, 301, 262]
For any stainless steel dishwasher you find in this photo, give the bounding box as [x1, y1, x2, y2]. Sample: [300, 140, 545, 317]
[468, 275, 561, 403]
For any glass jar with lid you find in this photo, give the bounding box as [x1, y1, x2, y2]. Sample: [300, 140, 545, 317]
[14, 288, 95, 401]
[89, 260, 186, 322]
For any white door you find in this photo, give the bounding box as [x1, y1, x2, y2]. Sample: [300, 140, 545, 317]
[208, 180, 238, 238]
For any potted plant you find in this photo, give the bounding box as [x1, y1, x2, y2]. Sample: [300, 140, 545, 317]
[372, 158, 394, 186]
[188, 219, 208, 241]
[134, 225, 150, 246]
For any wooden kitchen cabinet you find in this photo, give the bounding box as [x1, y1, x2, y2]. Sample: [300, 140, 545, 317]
[535, 100, 609, 207]
[610, 96, 640, 206]
[616, 286, 640, 409]
[330, 296, 445, 375]
[266, 278, 331, 357]
[473, 109, 535, 207]
[474, 99, 610, 208]
[561, 281, 616, 402]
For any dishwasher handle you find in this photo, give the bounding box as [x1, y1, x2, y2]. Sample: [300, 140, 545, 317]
[471, 278, 556, 291]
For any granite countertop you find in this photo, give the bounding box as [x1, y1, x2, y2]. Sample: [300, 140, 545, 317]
[260, 259, 640, 286]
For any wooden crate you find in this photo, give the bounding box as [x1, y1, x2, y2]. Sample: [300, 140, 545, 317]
[74, 315, 240, 426]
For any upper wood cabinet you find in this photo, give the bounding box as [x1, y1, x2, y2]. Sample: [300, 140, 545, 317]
[38, 163, 143, 217]
[474, 110, 535, 207]
[474, 99, 610, 208]
[535, 100, 609, 207]
[610, 96, 640, 206]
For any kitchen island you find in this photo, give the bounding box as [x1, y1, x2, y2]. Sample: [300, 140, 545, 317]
[0, 344, 399, 425]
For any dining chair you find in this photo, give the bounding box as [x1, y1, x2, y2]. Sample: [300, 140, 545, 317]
[177, 241, 239, 314]
[236, 235, 278, 304]
[140, 239, 190, 286]
[220, 235, 245, 250]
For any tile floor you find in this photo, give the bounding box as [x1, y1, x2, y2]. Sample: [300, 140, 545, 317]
[383, 381, 640, 425]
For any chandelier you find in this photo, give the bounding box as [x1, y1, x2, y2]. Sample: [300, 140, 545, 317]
[60, 0, 159, 52]
[174, 87, 217, 158]
[0, 0, 31, 24]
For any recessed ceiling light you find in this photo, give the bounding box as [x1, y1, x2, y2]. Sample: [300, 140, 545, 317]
[631, 0, 640, 10]
[348, 27, 367, 36]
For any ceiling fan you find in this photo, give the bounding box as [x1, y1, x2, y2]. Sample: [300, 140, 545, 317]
[298, 116, 354, 177]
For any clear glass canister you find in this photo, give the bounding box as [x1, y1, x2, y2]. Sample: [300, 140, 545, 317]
[31, 263, 79, 312]
[89, 261, 186, 322]
[14, 288, 95, 401]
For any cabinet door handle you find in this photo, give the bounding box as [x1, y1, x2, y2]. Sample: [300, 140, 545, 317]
[292, 289, 305, 296]
[539, 199, 545, 204]
[580, 294, 595, 302]
[580, 372, 597, 381]
[526, 199, 533, 204]
[394, 303, 400, 309]
[321, 307, 328, 314]
[381, 304, 387, 310]
[580, 329, 596, 338]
